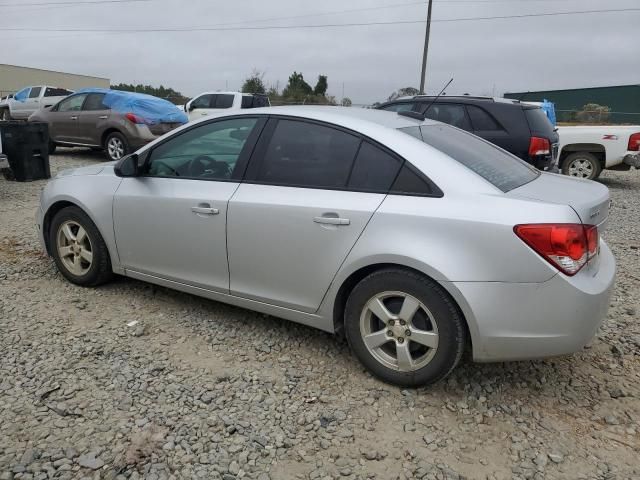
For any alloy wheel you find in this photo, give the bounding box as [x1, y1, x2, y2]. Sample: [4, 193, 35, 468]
[567, 158, 594, 178]
[359, 291, 439, 372]
[107, 137, 125, 160]
[56, 220, 93, 276]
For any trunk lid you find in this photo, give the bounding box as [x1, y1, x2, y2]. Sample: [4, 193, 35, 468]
[507, 172, 610, 228]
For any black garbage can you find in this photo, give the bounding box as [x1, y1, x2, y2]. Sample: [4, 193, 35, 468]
[0, 121, 51, 181]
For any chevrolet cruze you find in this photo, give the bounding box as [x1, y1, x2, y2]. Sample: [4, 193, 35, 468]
[36, 107, 615, 387]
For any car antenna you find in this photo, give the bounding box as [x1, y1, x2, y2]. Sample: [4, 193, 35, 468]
[422, 78, 454, 117]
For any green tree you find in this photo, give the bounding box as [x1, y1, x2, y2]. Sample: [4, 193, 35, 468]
[341, 97, 352, 107]
[111, 83, 187, 105]
[313, 75, 328, 96]
[576, 103, 610, 124]
[282, 71, 313, 101]
[241, 70, 266, 95]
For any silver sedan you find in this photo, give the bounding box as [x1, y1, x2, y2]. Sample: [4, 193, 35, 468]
[36, 107, 615, 387]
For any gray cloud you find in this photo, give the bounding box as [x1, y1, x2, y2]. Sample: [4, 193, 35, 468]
[1, 0, 638, 104]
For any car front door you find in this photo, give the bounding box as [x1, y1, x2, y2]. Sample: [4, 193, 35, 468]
[227, 118, 394, 313]
[77, 93, 110, 146]
[10, 87, 31, 119]
[113, 116, 265, 291]
[187, 94, 216, 121]
[48, 94, 87, 142]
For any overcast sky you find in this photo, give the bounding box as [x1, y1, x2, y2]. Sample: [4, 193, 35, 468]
[1, 0, 638, 104]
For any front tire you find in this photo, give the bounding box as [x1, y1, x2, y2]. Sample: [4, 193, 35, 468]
[104, 132, 129, 162]
[562, 152, 602, 180]
[49, 206, 113, 287]
[344, 268, 466, 387]
[0, 108, 10, 121]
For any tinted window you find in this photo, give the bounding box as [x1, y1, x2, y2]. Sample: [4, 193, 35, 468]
[256, 120, 360, 189]
[82, 93, 108, 111]
[400, 124, 538, 192]
[215, 94, 234, 109]
[467, 105, 501, 131]
[390, 164, 437, 196]
[29, 87, 42, 99]
[348, 142, 401, 192]
[241, 95, 270, 109]
[191, 94, 214, 109]
[379, 103, 415, 112]
[524, 107, 555, 135]
[58, 94, 88, 112]
[44, 87, 73, 97]
[423, 104, 470, 130]
[147, 117, 258, 180]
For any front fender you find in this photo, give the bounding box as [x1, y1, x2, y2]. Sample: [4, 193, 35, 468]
[41, 174, 123, 272]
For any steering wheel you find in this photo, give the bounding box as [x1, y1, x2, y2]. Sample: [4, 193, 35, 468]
[152, 160, 180, 176]
[188, 155, 230, 178]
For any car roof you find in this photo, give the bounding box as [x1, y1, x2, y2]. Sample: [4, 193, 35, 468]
[194, 105, 439, 130]
[194, 91, 266, 97]
[386, 96, 523, 106]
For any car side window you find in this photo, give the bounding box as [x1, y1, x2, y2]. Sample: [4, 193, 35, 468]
[423, 104, 471, 131]
[253, 119, 361, 189]
[29, 87, 42, 99]
[390, 163, 439, 196]
[380, 103, 415, 113]
[348, 141, 402, 192]
[45, 87, 72, 97]
[191, 94, 214, 109]
[467, 105, 501, 131]
[214, 94, 234, 109]
[14, 88, 30, 101]
[58, 94, 88, 112]
[146, 117, 259, 180]
[82, 93, 108, 111]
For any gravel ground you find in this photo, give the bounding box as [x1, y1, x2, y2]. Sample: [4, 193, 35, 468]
[1, 150, 639, 480]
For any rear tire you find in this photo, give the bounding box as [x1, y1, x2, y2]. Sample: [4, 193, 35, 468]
[562, 152, 602, 180]
[103, 132, 129, 162]
[49, 206, 113, 287]
[344, 268, 466, 387]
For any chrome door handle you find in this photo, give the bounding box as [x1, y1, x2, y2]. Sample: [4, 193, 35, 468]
[70, 116, 78, 120]
[314, 216, 350, 226]
[191, 206, 219, 215]
[98, 115, 108, 119]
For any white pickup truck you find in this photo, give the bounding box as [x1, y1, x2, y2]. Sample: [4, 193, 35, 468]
[184, 91, 270, 122]
[557, 125, 640, 179]
[0, 86, 74, 121]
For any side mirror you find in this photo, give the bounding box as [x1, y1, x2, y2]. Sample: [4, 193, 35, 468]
[114, 153, 140, 177]
[188, 103, 196, 112]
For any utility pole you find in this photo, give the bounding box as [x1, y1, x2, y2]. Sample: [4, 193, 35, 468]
[419, 0, 433, 95]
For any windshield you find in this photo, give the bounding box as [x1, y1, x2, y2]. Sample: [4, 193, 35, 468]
[400, 124, 539, 192]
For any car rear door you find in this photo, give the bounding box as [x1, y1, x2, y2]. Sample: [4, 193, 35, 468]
[466, 105, 512, 152]
[227, 117, 396, 313]
[113, 116, 265, 292]
[77, 93, 110, 146]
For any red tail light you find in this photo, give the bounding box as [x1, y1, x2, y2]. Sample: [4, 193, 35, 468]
[528, 136, 551, 157]
[514, 224, 598, 276]
[628, 132, 640, 151]
[125, 112, 146, 124]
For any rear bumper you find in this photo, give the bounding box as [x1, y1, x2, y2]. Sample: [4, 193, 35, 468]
[623, 152, 640, 168]
[449, 241, 616, 362]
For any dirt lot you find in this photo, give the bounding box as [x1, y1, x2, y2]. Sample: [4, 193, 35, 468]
[1, 150, 639, 480]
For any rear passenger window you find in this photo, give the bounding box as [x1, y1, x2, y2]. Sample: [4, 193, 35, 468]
[467, 106, 501, 131]
[348, 142, 401, 192]
[215, 94, 234, 109]
[379, 103, 415, 113]
[390, 164, 439, 196]
[255, 120, 360, 189]
[423, 104, 471, 131]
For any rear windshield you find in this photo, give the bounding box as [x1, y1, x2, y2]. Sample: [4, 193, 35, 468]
[524, 107, 554, 135]
[241, 95, 270, 109]
[400, 124, 539, 192]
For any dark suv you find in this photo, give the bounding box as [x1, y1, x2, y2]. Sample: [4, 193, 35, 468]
[377, 96, 559, 171]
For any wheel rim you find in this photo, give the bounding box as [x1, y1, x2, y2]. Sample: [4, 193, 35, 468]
[56, 220, 93, 276]
[568, 158, 594, 178]
[360, 291, 439, 372]
[107, 137, 124, 160]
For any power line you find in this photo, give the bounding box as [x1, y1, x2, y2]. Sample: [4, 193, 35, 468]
[1, 7, 638, 32]
[0, 0, 151, 6]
